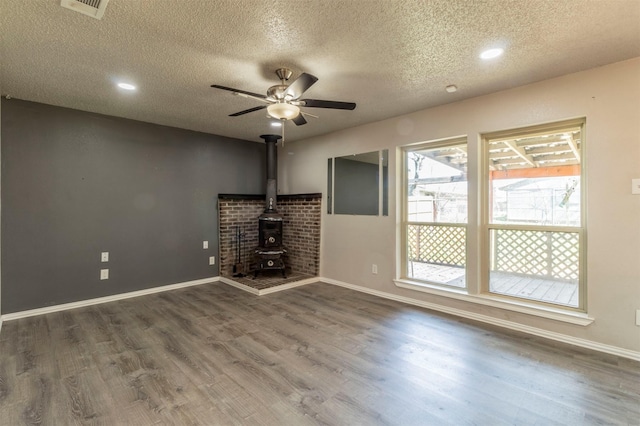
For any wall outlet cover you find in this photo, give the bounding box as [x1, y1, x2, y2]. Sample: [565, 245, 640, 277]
[632, 179, 640, 195]
[209, 256, 215, 265]
[203, 241, 209, 249]
[100, 269, 109, 280]
[101, 252, 109, 262]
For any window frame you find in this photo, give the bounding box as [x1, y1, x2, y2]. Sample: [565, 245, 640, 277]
[480, 118, 587, 312]
[395, 119, 592, 325]
[401, 136, 469, 288]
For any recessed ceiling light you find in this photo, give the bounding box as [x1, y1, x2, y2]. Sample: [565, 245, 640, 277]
[480, 48, 504, 60]
[445, 85, 458, 93]
[117, 82, 136, 91]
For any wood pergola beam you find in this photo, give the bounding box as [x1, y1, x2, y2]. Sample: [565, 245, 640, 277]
[490, 164, 580, 180]
[504, 140, 536, 167]
[526, 145, 572, 156]
[567, 134, 581, 164]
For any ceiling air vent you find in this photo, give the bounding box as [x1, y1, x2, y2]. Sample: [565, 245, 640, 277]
[61, 0, 110, 20]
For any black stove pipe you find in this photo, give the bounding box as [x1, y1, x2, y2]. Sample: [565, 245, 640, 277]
[260, 134, 282, 213]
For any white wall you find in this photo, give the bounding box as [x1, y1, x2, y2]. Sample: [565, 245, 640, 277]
[279, 58, 640, 354]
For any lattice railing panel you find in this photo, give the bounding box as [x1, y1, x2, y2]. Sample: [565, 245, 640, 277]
[493, 229, 548, 275]
[407, 224, 466, 267]
[491, 228, 579, 281]
[551, 232, 580, 280]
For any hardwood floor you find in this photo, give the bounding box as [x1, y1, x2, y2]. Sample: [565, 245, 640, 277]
[1, 282, 638, 425]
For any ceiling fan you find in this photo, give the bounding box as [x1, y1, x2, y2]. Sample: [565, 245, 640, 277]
[211, 68, 356, 126]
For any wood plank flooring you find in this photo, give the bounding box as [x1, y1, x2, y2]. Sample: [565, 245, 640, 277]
[1, 282, 638, 425]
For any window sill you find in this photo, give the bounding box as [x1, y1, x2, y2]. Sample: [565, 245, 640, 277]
[394, 279, 594, 326]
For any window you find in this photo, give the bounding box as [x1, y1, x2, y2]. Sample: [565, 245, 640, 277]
[484, 119, 585, 309]
[402, 138, 468, 287]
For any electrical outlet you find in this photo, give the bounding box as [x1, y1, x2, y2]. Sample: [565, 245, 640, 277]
[203, 241, 209, 249]
[101, 252, 109, 262]
[100, 269, 109, 280]
[209, 256, 215, 265]
[632, 179, 640, 195]
[636, 309, 640, 326]
[372, 264, 378, 274]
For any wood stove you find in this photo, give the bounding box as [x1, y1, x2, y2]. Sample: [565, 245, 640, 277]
[254, 134, 286, 277]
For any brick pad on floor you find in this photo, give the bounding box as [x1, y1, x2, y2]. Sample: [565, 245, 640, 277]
[223, 271, 315, 290]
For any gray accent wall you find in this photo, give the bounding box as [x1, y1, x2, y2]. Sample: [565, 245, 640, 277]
[1, 99, 265, 313]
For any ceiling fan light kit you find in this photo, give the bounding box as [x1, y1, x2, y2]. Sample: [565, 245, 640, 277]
[267, 102, 300, 120]
[211, 67, 356, 127]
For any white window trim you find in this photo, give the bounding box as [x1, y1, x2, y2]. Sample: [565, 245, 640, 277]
[394, 278, 594, 326]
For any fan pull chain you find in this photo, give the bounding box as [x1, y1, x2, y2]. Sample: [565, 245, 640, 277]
[280, 119, 286, 146]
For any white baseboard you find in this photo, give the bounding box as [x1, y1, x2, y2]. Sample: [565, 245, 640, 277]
[1, 276, 220, 322]
[1, 274, 313, 322]
[320, 277, 640, 362]
[3, 274, 637, 362]
[220, 276, 316, 296]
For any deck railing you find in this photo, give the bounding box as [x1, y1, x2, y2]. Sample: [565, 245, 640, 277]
[490, 227, 579, 282]
[407, 223, 580, 283]
[407, 223, 466, 267]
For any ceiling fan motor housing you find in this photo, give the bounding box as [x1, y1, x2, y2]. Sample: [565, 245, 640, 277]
[267, 85, 289, 101]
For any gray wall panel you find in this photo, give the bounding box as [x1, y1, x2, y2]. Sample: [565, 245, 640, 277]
[334, 157, 379, 215]
[1, 99, 265, 313]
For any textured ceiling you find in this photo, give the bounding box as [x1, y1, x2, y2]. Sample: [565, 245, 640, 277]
[1, 0, 639, 143]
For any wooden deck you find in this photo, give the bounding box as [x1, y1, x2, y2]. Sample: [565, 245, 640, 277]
[490, 271, 579, 307]
[408, 261, 579, 307]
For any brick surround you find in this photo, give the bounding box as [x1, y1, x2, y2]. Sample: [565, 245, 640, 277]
[218, 194, 321, 278]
